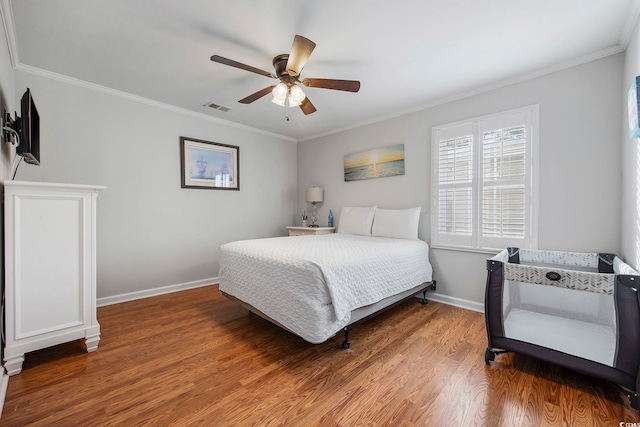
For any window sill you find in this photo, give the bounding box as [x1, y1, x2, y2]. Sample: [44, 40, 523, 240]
[430, 245, 502, 255]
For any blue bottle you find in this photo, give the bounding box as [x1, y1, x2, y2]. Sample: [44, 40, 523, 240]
[328, 209, 333, 227]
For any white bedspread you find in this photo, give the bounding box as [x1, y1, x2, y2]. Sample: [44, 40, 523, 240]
[219, 233, 432, 343]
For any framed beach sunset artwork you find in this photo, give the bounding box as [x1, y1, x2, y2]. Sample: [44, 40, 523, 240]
[344, 144, 405, 182]
[180, 137, 239, 190]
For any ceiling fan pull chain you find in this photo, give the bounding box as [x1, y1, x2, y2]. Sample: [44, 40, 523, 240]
[285, 91, 290, 121]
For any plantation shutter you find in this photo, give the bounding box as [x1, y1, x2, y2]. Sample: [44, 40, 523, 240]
[479, 110, 533, 249]
[431, 106, 537, 251]
[432, 122, 475, 248]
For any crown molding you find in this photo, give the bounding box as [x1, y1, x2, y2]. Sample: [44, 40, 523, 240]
[15, 63, 296, 142]
[0, 0, 19, 68]
[299, 45, 624, 142]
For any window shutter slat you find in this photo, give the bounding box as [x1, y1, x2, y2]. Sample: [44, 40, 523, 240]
[481, 124, 527, 241]
[438, 187, 472, 236]
[436, 133, 474, 239]
[439, 135, 473, 184]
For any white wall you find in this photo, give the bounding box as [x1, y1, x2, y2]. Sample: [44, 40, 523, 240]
[298, 54, 623, 308]
[0, 7, 15, 179]
[12, 71, 298, 299]
[0, 6, 15, 399]
[621, 16, 640, 271]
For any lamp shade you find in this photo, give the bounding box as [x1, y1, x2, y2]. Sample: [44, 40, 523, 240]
[305, 187, 323, 203]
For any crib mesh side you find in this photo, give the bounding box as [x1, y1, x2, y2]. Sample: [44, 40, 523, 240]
[501, 280, 616, 366]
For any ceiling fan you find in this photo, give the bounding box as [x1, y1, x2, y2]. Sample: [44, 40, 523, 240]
[211, 35, 360, 118]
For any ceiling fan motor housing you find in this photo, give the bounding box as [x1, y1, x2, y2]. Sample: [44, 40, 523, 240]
[273, 54, 295, 83]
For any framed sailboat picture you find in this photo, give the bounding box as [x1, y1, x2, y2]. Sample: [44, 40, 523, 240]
[180, 137, 239, 190]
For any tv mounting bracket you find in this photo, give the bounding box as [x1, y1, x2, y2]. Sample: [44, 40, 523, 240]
[2, 110, 20, 146]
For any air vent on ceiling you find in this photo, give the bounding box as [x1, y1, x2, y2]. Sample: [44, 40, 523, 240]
[204, 102, 231, 112]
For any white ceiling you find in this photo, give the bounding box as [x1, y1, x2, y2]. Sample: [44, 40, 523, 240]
[3, 0, 639, 141]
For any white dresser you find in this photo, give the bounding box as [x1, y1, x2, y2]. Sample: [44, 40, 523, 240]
[3, 180, 105, 375]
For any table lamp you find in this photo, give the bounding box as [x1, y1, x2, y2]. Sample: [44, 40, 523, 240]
[305, 186, 323, 227]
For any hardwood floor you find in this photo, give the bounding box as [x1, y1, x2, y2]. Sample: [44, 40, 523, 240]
[1, 285, 638, 426]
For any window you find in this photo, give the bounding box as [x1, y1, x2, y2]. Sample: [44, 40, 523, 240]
[431, 105, 538, 252]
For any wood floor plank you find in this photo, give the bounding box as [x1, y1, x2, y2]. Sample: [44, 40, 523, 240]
[1, 284, 639, 426]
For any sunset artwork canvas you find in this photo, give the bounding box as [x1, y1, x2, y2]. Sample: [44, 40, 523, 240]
[344, 144, 405, 182]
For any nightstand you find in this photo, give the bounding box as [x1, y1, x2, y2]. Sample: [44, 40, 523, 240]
[286, 226, 336, 236]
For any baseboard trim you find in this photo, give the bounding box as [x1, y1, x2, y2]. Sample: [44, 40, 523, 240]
[0, 370, 8, 418]
[97, 278, 218, 307]
[97, 279, 483, 314]
[426, 292, 484, 313]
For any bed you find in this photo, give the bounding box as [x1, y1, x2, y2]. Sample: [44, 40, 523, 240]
[218, 206, 434, 347]
[485, 248, 640, 409]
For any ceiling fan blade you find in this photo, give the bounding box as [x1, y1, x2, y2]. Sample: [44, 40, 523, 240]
[299, 97, 317, 115]
[301, 78, 361, 92]
[286, 35, 316, 77]
[238, 86, 276, 104]
[211, 55, 274, 78]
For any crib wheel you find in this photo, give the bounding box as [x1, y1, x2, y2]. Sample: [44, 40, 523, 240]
[630, 392, 640, 410]
[485, 348, 495, 365]
[342, 340, 351, 349]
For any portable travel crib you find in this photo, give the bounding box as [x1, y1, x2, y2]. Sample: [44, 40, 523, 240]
[485, 248, 640, 409]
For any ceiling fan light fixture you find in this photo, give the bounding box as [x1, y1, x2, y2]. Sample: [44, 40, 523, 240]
[288, 95, 301, 107]
[289, 84, 306, 104]
[272, 82, 288, 101]
[289, 97, 301, 107]
[272, 83, 306, 108]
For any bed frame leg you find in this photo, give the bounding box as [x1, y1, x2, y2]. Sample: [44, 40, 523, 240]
[340, 280, 438, 349]
[421, 280, 436, 304]
[342, 327, 351, 349]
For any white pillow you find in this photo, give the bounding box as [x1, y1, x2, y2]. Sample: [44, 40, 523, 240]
[337, 206, 377, 236]
[371, 207, 421, 240]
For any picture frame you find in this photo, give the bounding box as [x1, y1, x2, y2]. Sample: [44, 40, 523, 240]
[180, 136, 239, 190]
[344, 144, 405, 182]
[629, 76, 640, 139]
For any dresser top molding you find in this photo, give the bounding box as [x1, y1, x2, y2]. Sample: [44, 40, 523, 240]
[2, 180, 106, 192]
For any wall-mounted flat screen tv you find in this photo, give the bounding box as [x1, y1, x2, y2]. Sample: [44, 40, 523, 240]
[16, 88, 40, 165]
